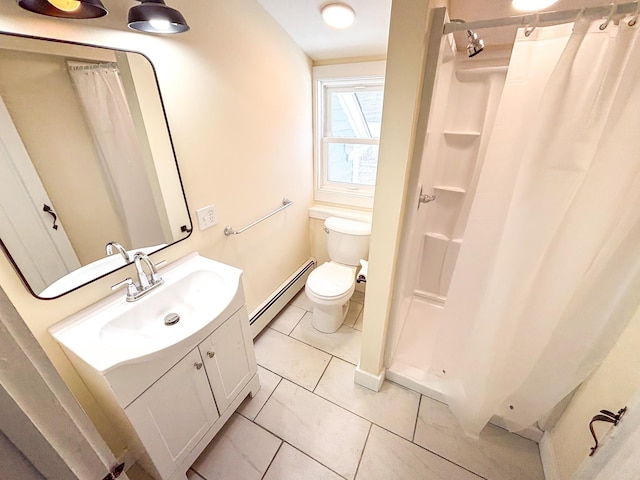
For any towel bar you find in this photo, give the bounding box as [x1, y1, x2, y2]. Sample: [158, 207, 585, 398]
[224, 198, 293, 236]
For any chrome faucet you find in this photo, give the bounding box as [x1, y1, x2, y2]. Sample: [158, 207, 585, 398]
[111, 252, 165, 301]
[105, 241, 130, 262]
[134, 252, 163, 290]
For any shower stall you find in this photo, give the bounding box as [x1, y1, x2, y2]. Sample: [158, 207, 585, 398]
[386, 15, 508, 398]
[384, 3, 640, 436]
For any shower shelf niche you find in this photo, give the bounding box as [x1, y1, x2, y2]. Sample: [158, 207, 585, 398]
[433, 185, 466, 193]
[442, 130, 481, 137]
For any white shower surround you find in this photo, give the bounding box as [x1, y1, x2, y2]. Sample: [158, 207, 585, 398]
[389, 18, 640, 437]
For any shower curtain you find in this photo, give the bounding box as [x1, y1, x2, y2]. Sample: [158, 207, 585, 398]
[431, 18, 640, 436]
[68, 62, 165, 249]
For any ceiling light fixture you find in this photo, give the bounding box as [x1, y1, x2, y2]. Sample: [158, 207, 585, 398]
[128, 0, 190, 34]
[321, 3, 356, 29]
[512, 0, 559, 12]
[18, 0, 107, 19]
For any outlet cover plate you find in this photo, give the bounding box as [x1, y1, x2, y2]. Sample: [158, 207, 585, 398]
[196, 205, 217, 230]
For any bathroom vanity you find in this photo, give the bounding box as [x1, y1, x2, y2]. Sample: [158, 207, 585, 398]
[49, 253, 260, 480]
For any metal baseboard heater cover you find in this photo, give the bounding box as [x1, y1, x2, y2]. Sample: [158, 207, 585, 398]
[249, 258, 315, 338]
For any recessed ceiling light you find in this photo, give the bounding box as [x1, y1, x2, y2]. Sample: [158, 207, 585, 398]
[321, 3, 356, 29]
[512, 0, 559, 11]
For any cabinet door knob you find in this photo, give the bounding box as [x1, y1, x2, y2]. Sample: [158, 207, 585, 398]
[207, 351, 215, 358]
[194, 362, 203, 370]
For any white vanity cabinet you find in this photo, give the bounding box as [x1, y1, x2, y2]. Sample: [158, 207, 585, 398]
[122, 310, 258, 480]
[198, 310, 255, 413]
[49, 254, 260, 480]
[125, 349, 220, 477]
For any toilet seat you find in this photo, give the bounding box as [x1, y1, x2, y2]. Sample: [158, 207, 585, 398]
[306, 262, 355, 302]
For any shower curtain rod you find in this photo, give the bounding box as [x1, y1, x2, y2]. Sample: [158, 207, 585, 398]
[443, 1, 639, 34]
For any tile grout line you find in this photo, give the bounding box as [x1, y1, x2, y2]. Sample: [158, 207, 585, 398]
[352, 422, 373, 480]
[259, 439, 284, 480]
[412, 394, 422, 442]
[240, 371, 283, 421]
[312, 354, 335, 392]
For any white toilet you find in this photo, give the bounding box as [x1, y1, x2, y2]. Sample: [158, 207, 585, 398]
[305, 216, 371, 333]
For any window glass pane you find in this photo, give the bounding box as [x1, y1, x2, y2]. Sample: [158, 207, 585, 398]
[329, 90, 384, 139]
[327, 143, 378, 186]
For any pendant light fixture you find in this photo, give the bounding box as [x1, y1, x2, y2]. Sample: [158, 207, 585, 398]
[128, 0, 189, 34]
[18, 0, 107, 19]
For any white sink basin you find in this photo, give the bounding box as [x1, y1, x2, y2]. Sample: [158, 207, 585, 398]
[50, 253, 244, 373]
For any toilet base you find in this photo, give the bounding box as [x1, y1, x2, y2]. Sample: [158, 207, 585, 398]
[311, 301, 350, 333]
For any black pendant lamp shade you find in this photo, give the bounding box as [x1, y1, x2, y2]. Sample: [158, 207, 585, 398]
[18, 0, 107, 19]
[128, 0, 189, 34]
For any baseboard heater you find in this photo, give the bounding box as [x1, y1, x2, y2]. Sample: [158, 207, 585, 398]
[249, 258, 316, 338]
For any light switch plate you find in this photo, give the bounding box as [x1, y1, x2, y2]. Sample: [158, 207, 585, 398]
[196, 205, 217, 230]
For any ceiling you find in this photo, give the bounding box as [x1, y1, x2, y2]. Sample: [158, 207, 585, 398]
[255, 0, 620, 61]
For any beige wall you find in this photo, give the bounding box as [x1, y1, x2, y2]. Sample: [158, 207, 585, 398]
[549, 304, 640, 479]
[0, 0, 312, 456]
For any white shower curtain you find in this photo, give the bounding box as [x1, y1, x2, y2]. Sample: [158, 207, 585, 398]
[432, 18, 640, 436]
[68, 62, 164, 249]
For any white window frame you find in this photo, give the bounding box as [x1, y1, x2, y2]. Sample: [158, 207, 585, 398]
[313, 61, 386, 209]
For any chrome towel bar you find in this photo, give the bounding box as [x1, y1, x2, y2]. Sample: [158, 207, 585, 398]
[224, 198, 293, 236]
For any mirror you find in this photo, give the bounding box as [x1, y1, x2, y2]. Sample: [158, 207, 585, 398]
[0, 33, 192, 299]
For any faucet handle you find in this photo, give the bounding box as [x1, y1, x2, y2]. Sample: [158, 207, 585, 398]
[111, 277, 139, 299]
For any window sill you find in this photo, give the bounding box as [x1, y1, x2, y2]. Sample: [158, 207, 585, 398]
[309, 205, 373, 223]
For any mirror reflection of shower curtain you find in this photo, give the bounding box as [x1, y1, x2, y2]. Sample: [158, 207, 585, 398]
[67, 62, 164, 249]
[431, 19, 640, 436]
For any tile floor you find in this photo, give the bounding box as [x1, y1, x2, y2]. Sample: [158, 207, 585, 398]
[141, 289, 545, 480]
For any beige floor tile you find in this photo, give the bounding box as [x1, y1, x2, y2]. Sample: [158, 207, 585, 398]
[192, 413, 281, 480]
[291, 289, 314, 311]
[290, 312, 361, 365]
[315, 357, 420, 440]
[263, 443, 343, 480]
[255, 379, 370, 480]
[357, 425, 481, 480]
[186, 470, 204, 480]
[353, 308, 364, 331]
[254, 328, 331, 390]
[413, 396, 544, 480]
[343, 301, 363, 328]
[269, 304, 306, 335]
[237, 366, 281, 420]
[351, 290, 365, 304]
[126, 463, 155, 480]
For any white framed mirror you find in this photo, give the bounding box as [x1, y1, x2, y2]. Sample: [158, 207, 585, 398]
[0, 33, 192, 299]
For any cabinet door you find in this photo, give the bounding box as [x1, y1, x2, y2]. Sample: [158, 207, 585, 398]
[125, 349, 219, 479]
[199, 311, 257, 413]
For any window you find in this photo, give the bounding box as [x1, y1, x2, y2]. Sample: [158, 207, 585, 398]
[314, 62, 385, 208]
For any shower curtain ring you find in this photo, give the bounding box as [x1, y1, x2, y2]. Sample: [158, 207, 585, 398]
[600, 3, 616, 30]
[628, 1, 639, 26]
[524, 13, 539, 37]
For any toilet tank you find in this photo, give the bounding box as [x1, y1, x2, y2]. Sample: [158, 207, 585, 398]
[324, 217, 371, 266]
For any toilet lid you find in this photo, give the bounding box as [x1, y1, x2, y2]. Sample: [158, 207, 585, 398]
[307, 263, 354, 297]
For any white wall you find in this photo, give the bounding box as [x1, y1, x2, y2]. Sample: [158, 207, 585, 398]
[0, 0, 312, 456]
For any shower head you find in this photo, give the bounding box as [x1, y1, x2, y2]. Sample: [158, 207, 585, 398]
[466, 29, 485, 57]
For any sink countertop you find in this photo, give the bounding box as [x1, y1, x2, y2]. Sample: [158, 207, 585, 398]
[49, 252, 245, 374]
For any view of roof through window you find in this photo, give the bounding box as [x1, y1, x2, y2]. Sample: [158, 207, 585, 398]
[327, 88, 384, 186]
